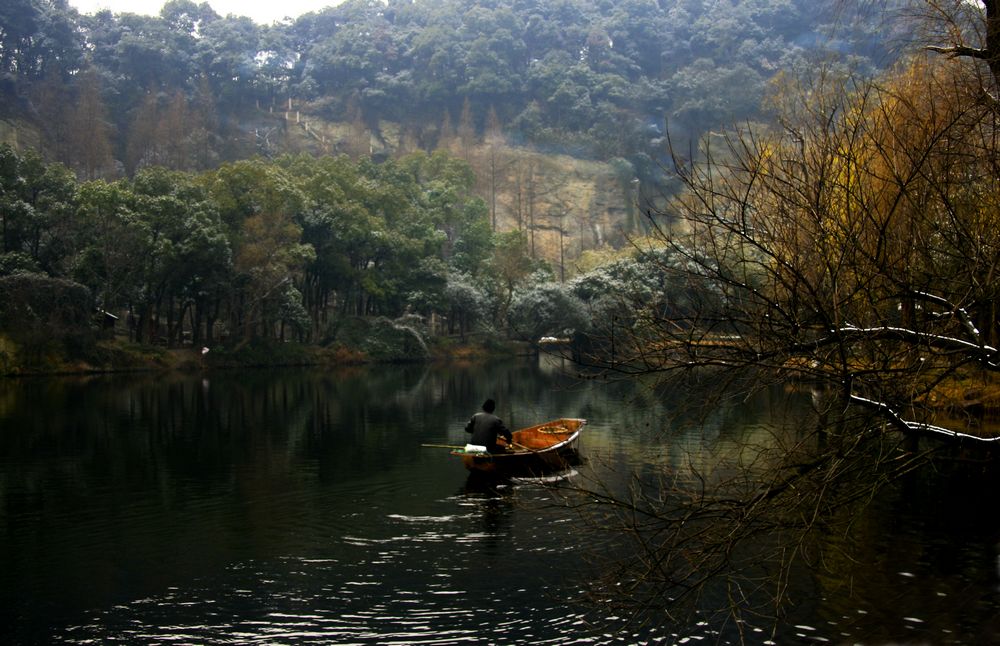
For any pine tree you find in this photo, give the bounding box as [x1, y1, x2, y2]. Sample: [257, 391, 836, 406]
[161, 90, 191, 170]
[437, 110, 455, 152]
[190, 75, 220, 169]
[457, 97, 476, 160]
[65, 68, 115, 180]
[126, 91, 161, 174]
[346, 94, 368, 157]
[484, 105, 506, 229]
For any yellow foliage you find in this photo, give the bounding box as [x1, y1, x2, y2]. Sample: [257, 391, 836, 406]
[729, 54, 1000, 326]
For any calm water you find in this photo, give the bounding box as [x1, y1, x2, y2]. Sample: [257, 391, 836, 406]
[1, 356, 999, 644]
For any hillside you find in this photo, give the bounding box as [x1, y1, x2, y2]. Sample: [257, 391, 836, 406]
[1, 0, 893, 177]
[251, 104, 636, 266]
[0, 0, 899, 267]
[0, 0, 911, 361]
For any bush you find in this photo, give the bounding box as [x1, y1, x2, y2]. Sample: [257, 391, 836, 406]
[360, 317, 430, 362]
[325, 315, 430, 362]
[0, 273, 95, 363]
[507, 281, 589, 342]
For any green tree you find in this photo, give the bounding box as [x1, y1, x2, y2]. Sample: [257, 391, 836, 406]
[669, 59, 766, 137]
[484, 229, 536, 326]
[195, 14, 261, 108]
[129, 167, 230, 344]
[508, 279, 588, 343]
[73, 179, 141, 311]
[0, 273, 93, 361]
[0, 0, 83, 80]
[18, 151, 78, 275]
[110, 11, 196, 92]
[204, 159, 312, 340]
[442, 271, 486, 339]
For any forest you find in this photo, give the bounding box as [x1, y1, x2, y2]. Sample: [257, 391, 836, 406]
[0, 0, 892, 367]
[2, 0, 890, 173]
[0, 138, 702, 369]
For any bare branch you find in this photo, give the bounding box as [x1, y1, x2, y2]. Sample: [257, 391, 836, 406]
[925, 44, 990, 59]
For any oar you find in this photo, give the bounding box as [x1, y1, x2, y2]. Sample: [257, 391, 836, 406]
[421, 443, 466, 450]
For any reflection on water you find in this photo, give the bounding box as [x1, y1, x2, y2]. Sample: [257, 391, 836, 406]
[0, 359, 998, 643]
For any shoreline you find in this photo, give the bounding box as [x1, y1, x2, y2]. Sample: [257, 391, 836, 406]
[0, 337, 529, 378]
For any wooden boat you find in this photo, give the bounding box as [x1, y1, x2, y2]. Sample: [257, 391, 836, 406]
[452, 418, 586, 475]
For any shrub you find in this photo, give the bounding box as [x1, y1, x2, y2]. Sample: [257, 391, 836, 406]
[360, 317, 430, 362]
[0, 273, 95, 363]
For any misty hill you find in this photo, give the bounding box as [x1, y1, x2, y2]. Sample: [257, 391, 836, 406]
[2, 0, 895, 166]
[0, 0, 899, 265]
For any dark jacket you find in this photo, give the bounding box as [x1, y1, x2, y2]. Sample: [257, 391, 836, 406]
[464, 411, 513, 453]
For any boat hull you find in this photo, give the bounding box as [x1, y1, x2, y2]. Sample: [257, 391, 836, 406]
[454, 418, 586, 475]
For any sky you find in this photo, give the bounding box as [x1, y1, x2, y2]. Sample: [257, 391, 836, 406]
[68, 0, 342, 25]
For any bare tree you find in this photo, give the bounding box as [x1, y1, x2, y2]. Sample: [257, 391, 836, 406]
[918, 0, 1000, 93]
[65, 68, 115, 180]
[608, 57, 999, 442]
[457, 97, 476, 161]
[570, 54, 1000, 634]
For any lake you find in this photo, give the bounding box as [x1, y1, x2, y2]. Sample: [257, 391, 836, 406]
[1, 356, 999, 644]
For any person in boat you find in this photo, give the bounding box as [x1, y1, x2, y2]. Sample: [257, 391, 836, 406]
[464, 399, 513, 453]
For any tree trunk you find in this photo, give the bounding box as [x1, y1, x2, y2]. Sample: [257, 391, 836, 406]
[191, 298, 203, 346]
[987, 1, 1000, 89]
